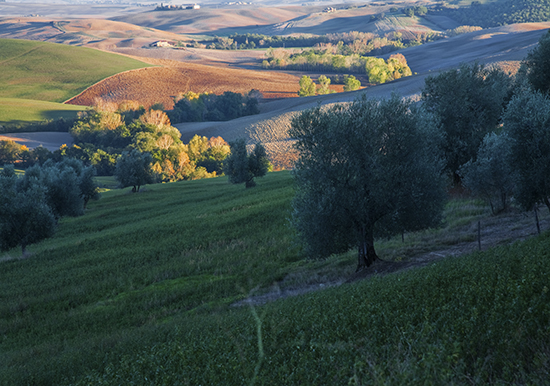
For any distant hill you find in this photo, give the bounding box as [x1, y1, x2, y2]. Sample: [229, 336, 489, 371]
[437, 0, 550, 28]
[0, 38, 151, 103]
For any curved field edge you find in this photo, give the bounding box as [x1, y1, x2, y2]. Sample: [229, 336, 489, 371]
[0, 38, 152, 103]
[0, 98, 86, 125]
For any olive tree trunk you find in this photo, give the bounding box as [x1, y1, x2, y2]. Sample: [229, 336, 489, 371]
[357, 225, 378, 271]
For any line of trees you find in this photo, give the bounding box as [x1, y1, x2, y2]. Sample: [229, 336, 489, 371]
[291, 30, 550, 270]
[264, 51, 412, 85]
[298, 75, 362, 97]
[199, 28, 441, 54]
[167, 90, 260, 124]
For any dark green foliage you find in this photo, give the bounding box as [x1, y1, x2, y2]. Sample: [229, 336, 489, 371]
[422, 63, 512, 183]
[522, 29, 550, 95]
[168, 91, 260, 124]
[114, 149, 155, 192]
[0, 165, 56, 254]
[0, 116, 76, 134]
[460, 132, 515, 214]
[20, 159, 92, 219]
[224, 139, 271, 188]
[289, 94, 446, 270]
[503, 90, 550, 212]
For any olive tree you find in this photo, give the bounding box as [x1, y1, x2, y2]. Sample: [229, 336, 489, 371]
[522, 29, 550, 95]
[503, 90, 550, 213]
[422, 63, 512, 184]
[289, 94, 446, 271]
[0, 166, 56, 255]
[224, 139, 271, 188]
[115, 149, 155, 192]
[459, 132, 515, 214]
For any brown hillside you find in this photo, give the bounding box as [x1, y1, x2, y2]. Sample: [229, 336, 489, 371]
[65, 58, 304, 109]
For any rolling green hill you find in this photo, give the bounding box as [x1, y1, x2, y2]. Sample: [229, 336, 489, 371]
[0, 38, 151, 103]
[1, 172, 549, 385]
[0, 97, 85, 126]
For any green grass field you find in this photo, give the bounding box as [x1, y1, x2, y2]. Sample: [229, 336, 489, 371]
[0, 97, 86, 125]
[1, 172, 549, 385]
[0, 38, 151, 103]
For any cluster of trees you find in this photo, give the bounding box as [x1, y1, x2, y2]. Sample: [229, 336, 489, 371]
[264, 51, 412, 84]
[0, 159, 99, 254]
[298, 74, 361, 97]
[291, 30, 550, 270]
[68, 102, 231, 182]
[1, 101, 234, 186]
[167, 90, 260, 124]
[435, 0, 550, 28]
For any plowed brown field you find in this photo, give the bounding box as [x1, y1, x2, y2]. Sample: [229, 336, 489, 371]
[66, 58, 304, 109]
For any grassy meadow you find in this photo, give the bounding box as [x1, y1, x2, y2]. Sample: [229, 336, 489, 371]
[0, 98, 85, 126]
[0, 38, 151, 103]
[1, 172, 549, 385]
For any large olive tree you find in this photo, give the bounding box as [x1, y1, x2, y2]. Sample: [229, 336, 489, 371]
[290, 94, 446, 271]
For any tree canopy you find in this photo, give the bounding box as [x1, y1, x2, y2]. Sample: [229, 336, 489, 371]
[0, 166, 56, 254]
[289, 94, 446, 270]
[503, 90, 550, 213]
[421, 63, 512, 183]
[522, 29, 550, 96]
[224, 139, 271, 188]
[115, 149, 155, 192]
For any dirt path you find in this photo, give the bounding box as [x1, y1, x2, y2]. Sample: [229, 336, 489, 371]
[234, 206, 550, 307]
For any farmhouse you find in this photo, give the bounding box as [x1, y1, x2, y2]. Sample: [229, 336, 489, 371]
[149, 40, 173, 48]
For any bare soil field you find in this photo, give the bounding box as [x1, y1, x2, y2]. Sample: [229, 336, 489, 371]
[65, 58, 305, 109]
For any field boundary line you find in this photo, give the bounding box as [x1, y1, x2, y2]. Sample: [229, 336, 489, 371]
[63, 65, 158, 105]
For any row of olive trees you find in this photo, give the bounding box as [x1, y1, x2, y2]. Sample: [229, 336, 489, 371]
[290, 29, 550, 271]
[0, 159, 100, 254]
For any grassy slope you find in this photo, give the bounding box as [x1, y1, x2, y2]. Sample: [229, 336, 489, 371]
[1, 172, 549, 385]
[0, 98, 85, 125]
[0, 38, 151, 103]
